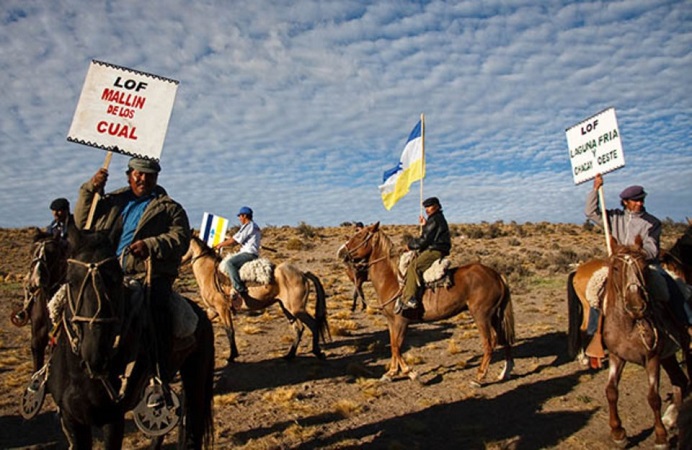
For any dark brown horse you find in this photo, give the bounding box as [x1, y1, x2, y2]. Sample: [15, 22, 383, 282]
[44, 228, 215, 449]
[342, 222, 515, 384]
[337, 243, 369, 311]
[601, 236, 690, 448]
[11, 230, 67, 372]
[660, 219, 692, 284]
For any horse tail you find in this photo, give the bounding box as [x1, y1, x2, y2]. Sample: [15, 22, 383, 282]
[180, 302, 215, 449]
[305, 271, 331, 343]
[566, 270, 582, 359]
[494, 275, 515, 347]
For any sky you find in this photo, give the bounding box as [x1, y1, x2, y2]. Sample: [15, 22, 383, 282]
[1, 0, 690, 230]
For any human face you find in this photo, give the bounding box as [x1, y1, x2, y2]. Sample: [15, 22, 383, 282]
[424, 204, 438, 216]
[623, 198, 644, 213]
[128, 169, 158, 197]
[52, 209, 67, 222]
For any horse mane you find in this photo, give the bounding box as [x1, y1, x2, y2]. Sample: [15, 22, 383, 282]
[191, 234, 221, 262]
[373, 229, 400, 275]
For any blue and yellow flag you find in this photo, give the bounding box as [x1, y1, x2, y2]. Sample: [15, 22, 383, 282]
[378, 120, 425, 210]
[200, 212, 229, 247]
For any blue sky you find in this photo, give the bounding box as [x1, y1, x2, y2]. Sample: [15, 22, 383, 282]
[1, 0, 690, 229]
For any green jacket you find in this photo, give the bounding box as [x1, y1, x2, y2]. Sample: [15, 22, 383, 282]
[74, 179, 191, 281]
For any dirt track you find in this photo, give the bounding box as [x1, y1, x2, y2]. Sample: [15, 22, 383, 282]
[0, 223, 688, 449]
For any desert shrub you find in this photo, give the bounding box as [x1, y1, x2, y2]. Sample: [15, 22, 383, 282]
[296, 221, 318, 239]
[286, 237, 304, 251]
[508, 238, 521, 247]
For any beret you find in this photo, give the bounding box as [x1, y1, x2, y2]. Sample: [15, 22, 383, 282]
[237, 206, 253, 216]
[50, 198, 70, 211]
[422, 197, 441, 207]
[619, 185, 646, 201]
[128, 157, 161, 174]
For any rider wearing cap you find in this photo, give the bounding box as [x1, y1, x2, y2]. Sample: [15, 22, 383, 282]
[585, 173, 661, 261]
[585, 173, 692, 335]
[74, 157, 191, 405]
[215, 206, 262, 299]
[47, 197, 73, 242]
[398, 196, 451, 312]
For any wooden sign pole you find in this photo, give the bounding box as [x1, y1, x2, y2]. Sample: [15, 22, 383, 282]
[84, 151, 113, 230]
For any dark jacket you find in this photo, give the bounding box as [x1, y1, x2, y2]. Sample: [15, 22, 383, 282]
[408, 210, 451, 256]
[74, 179, 191, 281]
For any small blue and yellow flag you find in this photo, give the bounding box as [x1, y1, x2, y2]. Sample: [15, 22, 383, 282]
[200, 212, 229, 247]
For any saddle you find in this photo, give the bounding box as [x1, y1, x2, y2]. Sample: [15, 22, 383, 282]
[218, 254, 275, 287]
[398, 251, 454, 290]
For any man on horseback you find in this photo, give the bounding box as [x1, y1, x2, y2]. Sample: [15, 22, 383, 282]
[47, 198, 73, 242]
[586, 173, 692, 336]
[215, 206, 261, 302]
[397, 196, 451, 313]
[74, 157, 191, 408]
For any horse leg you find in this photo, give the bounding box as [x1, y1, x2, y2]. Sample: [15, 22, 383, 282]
[280, 304, 302, 359]
[30, 299, 49, 372]
[351, 287, 359, 312]
[102, 418, 125, 450]
[382, 319, 411, 382]
[644, 355, 669, 448]
[294, 310, 326, 359]
[473, 318, 496, 385]
[60, 416, 92, 450]
[605, 354, 627, 446]
[661, 354, 688, 431]
[214, 292, 239, 363]
[357, 282, 366, 311]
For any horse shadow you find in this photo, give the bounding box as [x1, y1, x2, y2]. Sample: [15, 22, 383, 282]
[232, 370, 596, 449]
[213, 322, 457, 394]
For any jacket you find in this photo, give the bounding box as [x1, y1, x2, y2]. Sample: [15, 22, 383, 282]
[408, 210, 451, 256]
[74, 179, 191, 280]
[585, 189, 661, 262]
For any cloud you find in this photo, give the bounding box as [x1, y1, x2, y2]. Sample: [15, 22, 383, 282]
[1, 0, 690, 229]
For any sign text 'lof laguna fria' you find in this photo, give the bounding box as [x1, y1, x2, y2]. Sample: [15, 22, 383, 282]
[565, 107, 625, 184]
[67, 60, 178, 161]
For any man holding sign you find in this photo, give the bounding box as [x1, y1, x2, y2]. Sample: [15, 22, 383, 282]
[74, 157, 191, 407]
[585, 173, 692, 336]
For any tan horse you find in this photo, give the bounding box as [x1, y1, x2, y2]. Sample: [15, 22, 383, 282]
[600, 236, 690, 448]
[182, 235, 329, 362]
[341, 222, 515, 384]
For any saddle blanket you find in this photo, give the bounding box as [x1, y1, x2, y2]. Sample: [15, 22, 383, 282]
[398, 251, 450, 285]
[219, 254, 274, 285]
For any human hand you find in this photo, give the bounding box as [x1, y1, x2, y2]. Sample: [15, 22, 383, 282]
[593, 173, 603, 191]
[129, 240, 149, 258]
[91, 168, 109, 192]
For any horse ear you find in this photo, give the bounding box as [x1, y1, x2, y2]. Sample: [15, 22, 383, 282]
[372, 222, 380, 231]
[609, 236, 619, 251]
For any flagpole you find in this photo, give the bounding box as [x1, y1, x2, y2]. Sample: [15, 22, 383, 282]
[419, 113, 425, 231]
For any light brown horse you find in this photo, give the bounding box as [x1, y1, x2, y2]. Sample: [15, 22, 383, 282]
[341, 222, 515, 384]
[182, 235, 329, 362]
[601, 236, 689, 449]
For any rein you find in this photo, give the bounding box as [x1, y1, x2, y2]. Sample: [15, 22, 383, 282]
[610, 252, 658, 350]
[345, 230, 400, 310]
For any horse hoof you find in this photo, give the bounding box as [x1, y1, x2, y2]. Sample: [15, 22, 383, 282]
[469, 380, 483, 388]
[408, 371, 421, 383]
[662, 404, 678, 430]
[612, 437, 627, 449]
[379, 374, 393, 383]
[314, 351, 327, 360]
[653, 443, 669, 450]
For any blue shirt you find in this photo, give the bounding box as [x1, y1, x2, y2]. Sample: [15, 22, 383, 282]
[117, 193, 154, 258]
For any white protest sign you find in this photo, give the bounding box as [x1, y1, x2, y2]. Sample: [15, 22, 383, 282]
[565, 107, 625, 185]
[67, 60, 178, 161]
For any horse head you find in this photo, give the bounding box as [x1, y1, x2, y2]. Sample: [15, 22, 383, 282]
[63, 228, 124, 378]
[608, 235, 650, 320]
[342, 222, 380, 263]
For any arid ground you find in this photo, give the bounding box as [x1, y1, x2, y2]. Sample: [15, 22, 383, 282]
[0, 221, 689, 449]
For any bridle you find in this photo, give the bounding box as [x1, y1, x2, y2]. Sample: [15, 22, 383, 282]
[25, 240, 65, 305]
[610, 252, 649, 319]
[63, 256, 123, 377]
